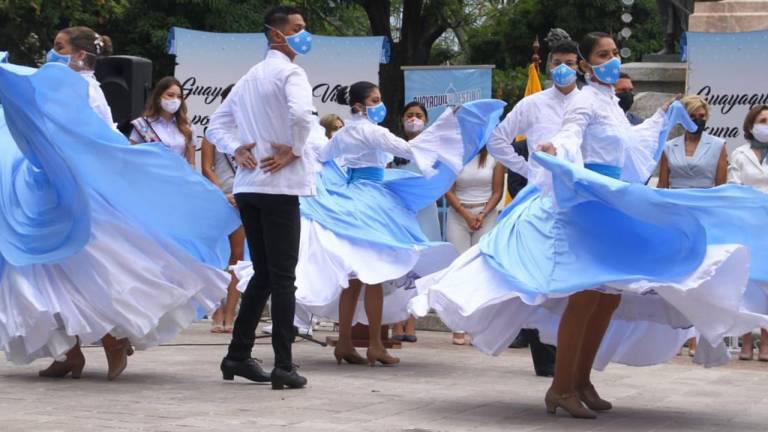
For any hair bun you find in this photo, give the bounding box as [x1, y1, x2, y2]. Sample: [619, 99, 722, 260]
[335, 85, 350, 106]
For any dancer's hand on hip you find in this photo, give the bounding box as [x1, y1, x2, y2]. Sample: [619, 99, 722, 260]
[234, 144, 258, 169]
[261, 144, 299, 174]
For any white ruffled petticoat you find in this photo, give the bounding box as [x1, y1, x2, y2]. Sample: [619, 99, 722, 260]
[0, 195, 229, 365]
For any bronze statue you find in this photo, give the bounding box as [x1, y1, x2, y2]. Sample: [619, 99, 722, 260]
[656, 0, 695, 55]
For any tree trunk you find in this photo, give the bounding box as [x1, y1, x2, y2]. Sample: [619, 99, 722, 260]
[360, 0, 447, 131]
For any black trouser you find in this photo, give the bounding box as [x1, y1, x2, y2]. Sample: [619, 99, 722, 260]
[520, 329, 556, 376]
[226, 193, 300, 372]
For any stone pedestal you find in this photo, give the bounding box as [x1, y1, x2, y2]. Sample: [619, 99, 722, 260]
[690, 0, 768, 32]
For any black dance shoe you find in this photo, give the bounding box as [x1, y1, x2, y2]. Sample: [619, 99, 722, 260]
[271, 367, 307, 390]
[221, 357, 271, 383]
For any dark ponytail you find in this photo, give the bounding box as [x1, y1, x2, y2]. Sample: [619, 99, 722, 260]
[578, 32, 611, 63]
[335, 81, 378, 114]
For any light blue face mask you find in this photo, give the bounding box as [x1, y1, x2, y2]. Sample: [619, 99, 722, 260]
[46, 49, 71, 66]
[366, 102, 387, 124]
[551, 64, 577, 88]
[267, 25, 313, 55]
[590, 56, 621, 85]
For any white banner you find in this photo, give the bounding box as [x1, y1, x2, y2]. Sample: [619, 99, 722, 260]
[168, 27, 388, 140]
[687, 31, 768, 153]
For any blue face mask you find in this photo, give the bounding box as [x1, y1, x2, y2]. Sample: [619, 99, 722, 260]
[551, 64, 577, 88]
[366, 102, 387, 124]
[590, 57, 621, 85]
[46, 49, 71, 66]
[267, 25, 313, 56]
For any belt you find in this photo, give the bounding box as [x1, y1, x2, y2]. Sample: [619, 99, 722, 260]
[461, 202, 487, 209]
[347, 167, 384, 183]
[584, 163, 622, 180]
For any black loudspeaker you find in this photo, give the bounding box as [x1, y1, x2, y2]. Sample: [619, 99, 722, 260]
[95, 55, 152, 134]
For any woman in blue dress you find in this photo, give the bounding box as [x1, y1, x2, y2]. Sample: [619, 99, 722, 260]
[293, 82, 503, 366]
[412, 32, 768, 418]
[0, 60, 239, 380]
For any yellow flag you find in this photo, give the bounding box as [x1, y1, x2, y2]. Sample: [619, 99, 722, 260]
[504, 63, 542, 205]
[524, 63, 542, 97]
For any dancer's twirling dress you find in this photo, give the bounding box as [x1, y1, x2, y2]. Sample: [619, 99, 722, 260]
[293, 101, 505, 325]
[411, 83, 768, 368]
[0, 63, 240, 364]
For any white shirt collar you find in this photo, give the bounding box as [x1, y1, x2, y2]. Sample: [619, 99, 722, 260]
[266, 49, 292, 63]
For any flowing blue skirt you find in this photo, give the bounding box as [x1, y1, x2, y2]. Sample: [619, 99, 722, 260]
[414, 146, 768, 368]
[291, 101, 507, 324]
[0, 63, 240, 363]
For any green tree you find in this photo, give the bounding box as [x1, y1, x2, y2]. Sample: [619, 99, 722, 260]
[0, 0, 129, 65]
[466, 0, 662, 107]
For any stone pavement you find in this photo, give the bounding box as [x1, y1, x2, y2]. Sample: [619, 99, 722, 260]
[1, 323, 767, 432]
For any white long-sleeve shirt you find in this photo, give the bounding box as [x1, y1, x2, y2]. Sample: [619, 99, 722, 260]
[317, 115, 412, 167]
[206, 50, 316, 196]
[80, 70, 115, 128]
[487, 86, 579, 177]
[549, 82, 665, 171]
[318, 109, 465, 180]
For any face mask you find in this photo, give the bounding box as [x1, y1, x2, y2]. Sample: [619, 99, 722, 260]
[266, 25, 313, 55]
[691, 118, 707, 135]
[161, 98, 182, 114]
[404, 118, 425, 134]
[551, 64, 577, 88]
[752, 124, 768, 144]
[590, 57, 621, 85]
[616, 91, 634, 112]
[366, 102, 387, 124]
[46, 48, 71, 66]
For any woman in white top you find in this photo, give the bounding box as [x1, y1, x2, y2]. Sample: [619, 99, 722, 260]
[47, 26, 115, 127]
[390, 101, 439, 344]
[728, 104, 768, 362]
[202, 86, 243, 334]
[129, 77, 196, 166]
[445, 148, 504, 345]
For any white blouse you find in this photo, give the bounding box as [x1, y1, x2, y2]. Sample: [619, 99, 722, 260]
[728, 145, 768, 193]
[550, 82, 665, 181]
[79, 70, 115, 128]
[130, 116, 195, 157]
[317, 115, 412, 167]
[454, 154, 497, 204]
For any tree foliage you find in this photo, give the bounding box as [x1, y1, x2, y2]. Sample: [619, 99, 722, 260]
[0, 0, 666, 123]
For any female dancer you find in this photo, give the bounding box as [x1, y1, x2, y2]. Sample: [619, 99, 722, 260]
[0, 60, 239, 379]
[47, 26, 114, 126]
[412, 32, 768, 418]
[295, 81, 503, 365]
[130, 77, 197, 166]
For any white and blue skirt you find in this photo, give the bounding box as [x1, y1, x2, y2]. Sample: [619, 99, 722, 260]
[0, 63, 240, 364]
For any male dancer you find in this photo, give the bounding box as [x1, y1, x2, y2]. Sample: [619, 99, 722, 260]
[206, 5, 315, 390]
[486, 40, 582, 377]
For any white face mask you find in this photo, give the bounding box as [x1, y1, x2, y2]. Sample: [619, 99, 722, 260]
[161, 98, 182, 114]
[404, 118, 425, 134]
[752, 124, 768, 143]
